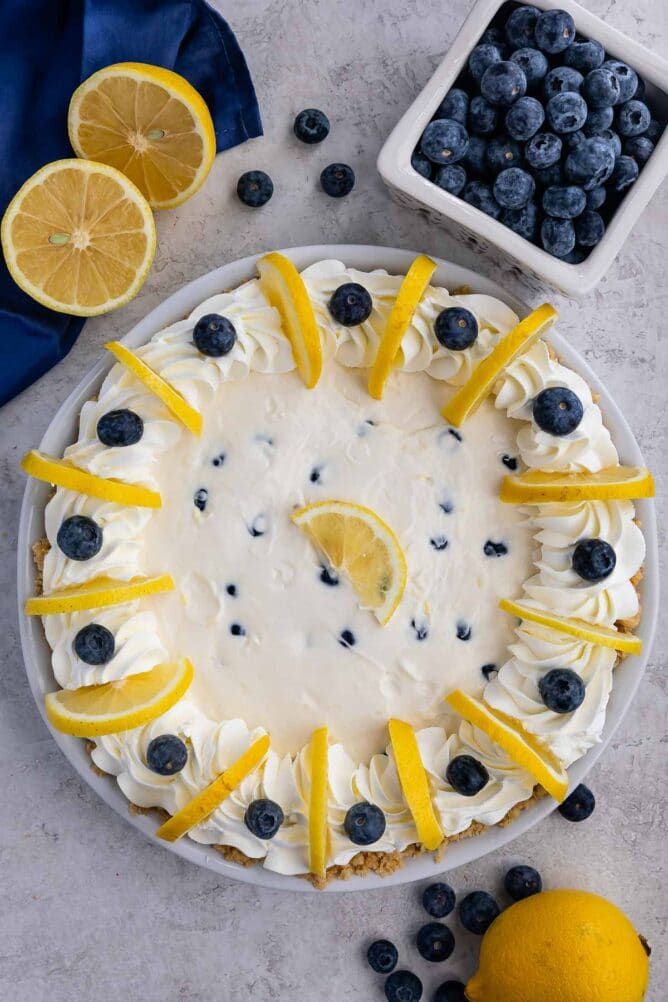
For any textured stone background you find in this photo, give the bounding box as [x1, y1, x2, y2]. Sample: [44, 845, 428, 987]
[1, 1, 666, 999]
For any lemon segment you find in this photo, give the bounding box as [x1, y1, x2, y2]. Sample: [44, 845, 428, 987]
[25, 574, 175, 615]
[68, 62, 216, 209]
[156, 735, 270, 842]
[499, 598, 642, 654]
[45, 658, 193, 737]
[21, 449, 161, 508]
[106, 340, 202, 435]
[308, 727, 329, 879]
[446, 690, 569, 802]
[1, 158, 155, 316]
[388, 719, 443, 851]
[500, 465, 656, 503]
[368, 255, 437, 399]
[442, 303, 558, 426]
[257, 252, 322, 388]
[291, 500, 407, 625]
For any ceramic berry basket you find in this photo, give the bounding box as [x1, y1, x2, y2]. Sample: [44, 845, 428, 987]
[377, 0, 668, 297]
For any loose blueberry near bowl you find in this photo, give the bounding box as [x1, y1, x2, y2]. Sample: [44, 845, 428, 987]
[368, 939, 399, 975]
[504, 864, 543, 901]
[320, 163, 355, 197]
[237, 170, 273, 208]
[422, 882, 456, 918]
[293, 107, 330, 144]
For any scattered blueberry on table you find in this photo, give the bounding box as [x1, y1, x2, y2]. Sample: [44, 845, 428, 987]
[416, 922, 455, 963]
[558, 782, 596, 821]
[367, 940, 399, 975]
[384, 970, 423, 1002]
[459, 891, 500, 934]
[293, 107, 330, 144]
[320, 162, 355, 197]
[236, 169, 274, 208]
[433, 981, 467, 1002]
[504, 864, 543, 901]
[422, 882, 456, 918]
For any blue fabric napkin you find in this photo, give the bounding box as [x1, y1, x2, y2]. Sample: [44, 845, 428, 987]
[0, 0, 262, 406]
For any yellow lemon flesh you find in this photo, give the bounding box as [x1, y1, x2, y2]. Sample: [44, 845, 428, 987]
[21, 449, 161, 508]
[499, 597, 642, 654]
[1, 158, 155, 316]
[308, 727, 329, 879]
[500, 465, 655, 504]
[291, 500, 407, 624]
[257, 252, 322, 388]
[388, 719, 443, 851]
[106, 341, 202, 435]
[466, 889, 650, 1002]
[25, 574, 175, 615]
[68, 62, 216, 209]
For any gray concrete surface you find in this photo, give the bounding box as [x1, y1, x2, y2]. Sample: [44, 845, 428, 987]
[1, 1, 666, 999]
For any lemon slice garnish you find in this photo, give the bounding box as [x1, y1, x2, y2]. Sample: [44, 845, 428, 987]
[25, 574, 175, 615]
[106, 341, 202, 436]
[257, 252, 322, 388]
[308, 727, 330, 879]
[368, 255, 437, 399]
[442, 303, 558, 427]
[500, 466, 655, 504]
[1, 158, 155, 316]
[499, 598, 642, 655]
[291, 500, 407, 625]
[156, 735, 270, 842]
[21, 449, 161, 508]
[45, 658, 193, 737]
[388, 718, 443, 851]
[446, 690, 569, 802]
[68, 63, 216, 210]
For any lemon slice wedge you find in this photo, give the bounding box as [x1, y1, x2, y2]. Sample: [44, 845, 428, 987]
[68, 63, 216, 210]
[388, 718, 443, 851]
[500, 466, 655, 504]
[25, 574, 175, 615]
[442, 303, 558, 427]
[499, 598, 642, 655]
[368, 255, 437, 399]
[291, 500, 407, 624]
[156, 735, 270, 842]
[308, 727, 330, 879]
[106, 341, 202, 436]
[1, 158, 155, 316]
[21, 450, 161, 508]
[446, 690, 568, 802]
[257, 252, 322, 388]
[45, 658, 193, 737]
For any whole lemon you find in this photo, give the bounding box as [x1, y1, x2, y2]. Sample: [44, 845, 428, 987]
[465, 889, 650, 1002]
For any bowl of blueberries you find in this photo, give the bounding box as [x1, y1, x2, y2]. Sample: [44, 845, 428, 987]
[377, 0, 668, 295]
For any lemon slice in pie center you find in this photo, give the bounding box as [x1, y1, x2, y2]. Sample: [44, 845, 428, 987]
[291, 500, 407, 625]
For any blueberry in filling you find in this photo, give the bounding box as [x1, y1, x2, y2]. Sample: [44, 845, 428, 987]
[502, 454, 518, 470]
[212, 452, 226, 467]
[411, 618, 429, 641]
[226, 583, 237, 597]
[230, 623, 246, 637]
[339, 629, 356, 648]
[248, 514, 268, 537]
[456, 621, 472, 641]
[448, 427, 463, 443]
[483, 539, 508, 557]
[481, 663, 498, 680]
[309, 465, 322, 483]
[194, 487, 208, 511]
[319, 565, 339, 586]
[430, 536, 448, 551]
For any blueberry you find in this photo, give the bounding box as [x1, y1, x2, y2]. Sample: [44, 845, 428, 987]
[456, 621, 472, 641]
[320, 565, 339, 586]
[230, 622, 246, 636]
[510, 47, 549, 89]
[57, 515, 103, 561]
[534, 163, 564, 189]
[505, 96, 544, 140]
[436, 89, 469, 125]
[434, 306, 478, 350]
[609, 155, 639, 193]
[411, 618, 429, 641]
[433, 982, 467, 1002]
[248, 514, 268, 537]
[616, 99, 651, 138]
[430, 535, 448, 551]
[339, 629, 356, 648]
[468, 96, 498, 136]
[592, 128, 622, 157]
[320, 163, 355, 197]
[632, 76, 646, 101]
[558, 783, 596, 821]
[483, 539, 508, 557]
[468, 44, 503, 84]
[146, 734, 188, 775]
[446, 754, 489, 796]
[546, 92, 588, 134]
[244, 798, 284, 839]
[502, 454, 518, 470]
[193, 313, 237, 357]
[212, 452, 226, 467]
[309, 466, 322, 484]
[237, 170, 273, 207]
[564, 136, 616, 189]
[534, 9, 575, 54]
[434, 164, 467, 196]
[564, 37, 605, 74]
[501, 201, 539, 240]
[565, 129, 586, 151]
[194, 487, 208, 511]
[572, 537, 616, 581]
[329, 282, 372, 326]
[541, 217, 576, 258]
[412, 149, 432, 178]
[481, 663, 499, 680]
[505, 5, 540, 49]
[481, 61, 527, 107]
[504, 864, 542, 901]
[73, 623, 115, 665]
[533, 386, 583, 434]
[226, 583, 237, 596]
[463, 181, 501, 219]
[539, 667, 586, 713]
[421, 119, 469, 164]
[439, 497, 455, 512]
[486, 134, 522, 172]
[293, 108, 330, 144]
[544, 66, 583, 101]
[583, 67, 621, 109]
[481, 25, 506, 49]
[96, 408, 143, 447]
[368, 940, 399, 975]
[416, 922, 455, 963]
[493, 167, 535, 209]
[585, 186, 606, 210]
[623, 135, 654, 166]
[422, 882, 456, 918]
[646, 119, 664, 144]
[543, 185, 586, 218]
[575, 209, 605, 247]
[603, 60, 638, 104]
[463, 136, 490, 176]
[459, 891, 500, 934]
[525, 131, 562, 169]
[345, 802, 387, 845]
[563, 246, 588, 264]
[385, 971, 423, 1002]
[584, 105, 614, 135]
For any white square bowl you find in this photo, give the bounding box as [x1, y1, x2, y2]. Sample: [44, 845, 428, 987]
[377, 0, 668, 297]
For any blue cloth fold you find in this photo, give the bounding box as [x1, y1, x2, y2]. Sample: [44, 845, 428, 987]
[0, 0, 261, 406]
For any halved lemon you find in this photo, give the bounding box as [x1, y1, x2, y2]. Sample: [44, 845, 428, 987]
[368, 255, 436, 399]
[156, 734, 270, 842]
[388, 718, 443, 851]
[21, 450, 161, 508]
[45, 658, 193, 737]
[1, 159, 155, 316]
[106, 341, 202, 435]
[446, 690, 569, 802]
[68, 63, 216, 210]
[500, 466, 655, 504]
[257, 252, 322, 388]
[308, 727, 330, 879]
[499, 598, 642, 654]
[25, 574, 175, 616]
[291, 500, 407, 624]
[442, 303, 558, 427]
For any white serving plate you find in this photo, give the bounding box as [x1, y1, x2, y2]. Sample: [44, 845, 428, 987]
[17, 244, 658, 892]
